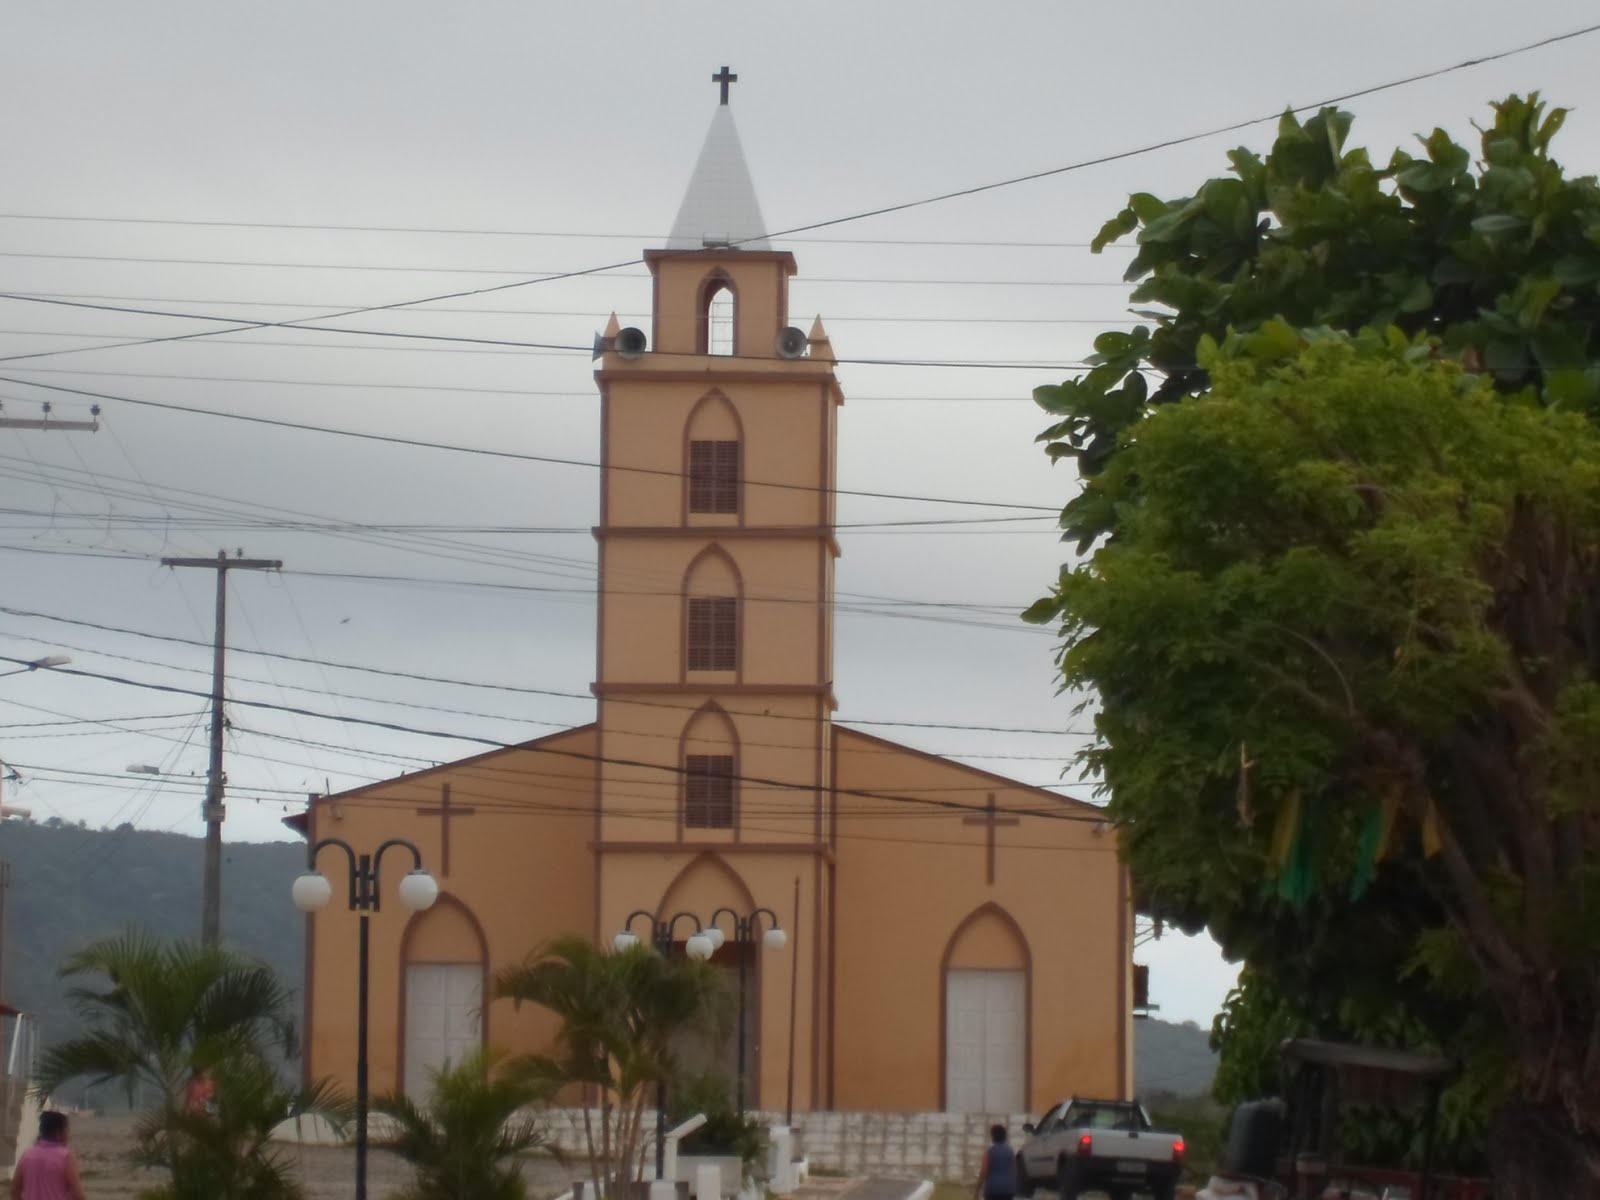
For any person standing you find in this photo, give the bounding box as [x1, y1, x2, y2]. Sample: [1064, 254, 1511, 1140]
[8, 1111, 87, 1200]
[975, 1124, 1017, 1200]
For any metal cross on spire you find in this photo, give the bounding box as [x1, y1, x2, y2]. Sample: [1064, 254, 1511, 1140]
[713, 65, 738, 105]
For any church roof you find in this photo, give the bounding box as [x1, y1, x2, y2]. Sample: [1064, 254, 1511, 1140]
[666, 104, 771, 252]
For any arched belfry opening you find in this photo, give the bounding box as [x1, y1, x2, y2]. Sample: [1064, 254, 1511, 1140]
[700, 274, 736, 356]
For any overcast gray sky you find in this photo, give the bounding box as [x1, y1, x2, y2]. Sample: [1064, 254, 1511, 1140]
[3, 2, 1598, 1027]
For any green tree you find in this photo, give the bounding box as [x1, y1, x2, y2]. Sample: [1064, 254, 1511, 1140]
[34, 932, 344, 1198]
[494, 935, 731, 1196]
[130, 1058, 348, 1200]
[1032, 320, 1600, 1194]
[374, 1048, 557, 1200]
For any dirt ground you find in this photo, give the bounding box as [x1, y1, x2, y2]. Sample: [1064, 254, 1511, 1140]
[61, 1113, 577, 1200]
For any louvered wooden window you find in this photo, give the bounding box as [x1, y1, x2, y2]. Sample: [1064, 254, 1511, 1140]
[684, 754, 735, 828]
[689, 440, 740, 513]
[687, 596, 738, 671]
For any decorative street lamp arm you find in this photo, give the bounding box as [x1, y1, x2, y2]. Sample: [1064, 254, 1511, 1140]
[708, 906, 743, 940]
[748, 906, 782, 935]
[372, 837, 425, 873]
[308, 837, 361, 909]
[659, 910, 704, 952]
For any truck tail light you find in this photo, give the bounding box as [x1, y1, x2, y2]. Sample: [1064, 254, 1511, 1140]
[1076, 1134, 1093, 1158]
[1172, 1139, 1186, 1163]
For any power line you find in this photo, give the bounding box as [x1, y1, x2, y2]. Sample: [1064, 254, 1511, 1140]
[0, 653, 1100, 822]
[0, 253, 1132, 285]
[2, 19, 1590, 371]
[4, 625, 1086, 768]
[0, 603, 1089, 736]
[0, 364, 1049, 402]
[0, 297, 1142, 325]
[0, 375, 1060, 511]
[0, 214, 1104, 248]
[0, 293, 1099, 370]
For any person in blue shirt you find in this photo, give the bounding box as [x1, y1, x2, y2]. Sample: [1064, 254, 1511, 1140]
[975, 1124, 1016, 1200]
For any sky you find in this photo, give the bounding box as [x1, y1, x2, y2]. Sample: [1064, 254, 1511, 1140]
[3, 2, 1599, 1028]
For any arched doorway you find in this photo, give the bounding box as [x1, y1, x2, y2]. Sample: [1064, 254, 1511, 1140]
[942, 904, 1029, 1113]
[399, 894, 487, 1101]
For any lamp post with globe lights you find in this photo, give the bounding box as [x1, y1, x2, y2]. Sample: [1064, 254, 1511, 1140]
[704, 907, 786, 1113]
[292, 837, 438, 1200]
[613, 909, 715, 1180]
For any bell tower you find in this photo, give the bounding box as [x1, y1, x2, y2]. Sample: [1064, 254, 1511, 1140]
[590, 78, 841, 1067]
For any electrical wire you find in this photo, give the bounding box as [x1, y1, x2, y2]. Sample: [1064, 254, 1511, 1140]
[0, 603, 1089, 736]
[0, 376, 1058, 512]
[2, 17, 1594, 369]
[0, 653, 1099, 820]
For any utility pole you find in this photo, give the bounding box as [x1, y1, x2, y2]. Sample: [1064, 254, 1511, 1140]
[0, 862, 11, 1002]
[161, 550, 282, 945]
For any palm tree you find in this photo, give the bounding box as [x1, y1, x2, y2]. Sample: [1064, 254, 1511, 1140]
[36, 932, 298, 1108]
[494, 935, 730, 1196]
[131, 1058, 349, 1200]
[375, 1047, 558, 1200]
[35, 932, 346, 1199]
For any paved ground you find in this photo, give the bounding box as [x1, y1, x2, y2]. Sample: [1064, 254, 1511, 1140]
[59, 1113, 576, 1200]
[795, 1176, 927, 1200]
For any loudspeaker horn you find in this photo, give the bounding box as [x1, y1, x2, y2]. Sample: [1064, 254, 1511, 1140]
[616, 327, 648, 359]
[591, 332, 608, 361]
[775, 326, 809, 359]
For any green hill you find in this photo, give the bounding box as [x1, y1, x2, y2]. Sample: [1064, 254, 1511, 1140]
[1134, 1015, 1218, 1099]
[1, 820, 306, 1056]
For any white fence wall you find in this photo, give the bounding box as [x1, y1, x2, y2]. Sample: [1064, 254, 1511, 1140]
[543, 1109, 1028, 1182]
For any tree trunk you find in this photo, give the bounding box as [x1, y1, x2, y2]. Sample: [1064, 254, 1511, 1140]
[1489, 1097, 1600, 1200]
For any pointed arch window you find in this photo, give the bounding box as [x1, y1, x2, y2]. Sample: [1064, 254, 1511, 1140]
[680, 703, 739, 831]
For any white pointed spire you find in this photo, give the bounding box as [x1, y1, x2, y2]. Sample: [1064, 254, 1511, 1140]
[667, 105, 771, 251]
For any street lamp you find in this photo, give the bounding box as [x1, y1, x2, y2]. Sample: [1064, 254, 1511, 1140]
[0, 655, 70, 679]
[706, 907, 786, 1112]
[613, 909, 714, 1180]
[292, 837, 438, 1200]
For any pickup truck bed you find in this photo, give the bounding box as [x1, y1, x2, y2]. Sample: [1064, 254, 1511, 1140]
[1016, 1098, 1183, 1200]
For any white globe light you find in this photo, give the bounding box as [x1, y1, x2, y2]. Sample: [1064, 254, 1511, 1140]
[291, 871, 332, 913]
[763, 927, 788, 951]
[396, 869, 439, 912]
[704, 927, 726, 951]
[685, 932, 714, 961]
[613, 930, 639, 953]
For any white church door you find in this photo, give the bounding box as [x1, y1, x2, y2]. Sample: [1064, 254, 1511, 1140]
[404, 963, 482, 1103]
[945, 968, 1025, 1113]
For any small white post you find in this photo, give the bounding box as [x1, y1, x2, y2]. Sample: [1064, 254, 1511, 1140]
[768, 1126, 797, 1195]
[695, 1163, 722, 1200]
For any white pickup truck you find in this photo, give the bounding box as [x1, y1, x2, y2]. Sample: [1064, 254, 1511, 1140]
[1015, 1097, 1184, 1200]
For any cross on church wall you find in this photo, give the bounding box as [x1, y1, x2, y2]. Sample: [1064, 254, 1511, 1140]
[962, 792, 1021, 886]
[415, 782, 475, 876]
[713, 65, 738, 105]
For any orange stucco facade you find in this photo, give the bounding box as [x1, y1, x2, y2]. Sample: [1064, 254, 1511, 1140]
[298, 196, 1132, 1115]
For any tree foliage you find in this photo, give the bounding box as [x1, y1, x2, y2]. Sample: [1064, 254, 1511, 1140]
[35, 932, 346, 1199]
[494, 935, 731, 1195]
[374, 1047, 557, 1200]
[1028, 99, 1600, 1194]
[36, 932, 298, 1106]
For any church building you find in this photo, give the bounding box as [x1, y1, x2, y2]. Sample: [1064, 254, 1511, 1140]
[294, 78, 1132, 1117]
